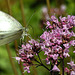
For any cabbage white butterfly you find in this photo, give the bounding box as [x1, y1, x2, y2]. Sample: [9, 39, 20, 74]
[0, 11, 24, 46]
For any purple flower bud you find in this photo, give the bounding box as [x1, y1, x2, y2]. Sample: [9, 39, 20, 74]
[64, 67, 70, 73]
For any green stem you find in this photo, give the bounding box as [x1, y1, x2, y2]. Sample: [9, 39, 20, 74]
[34, 58, 50, 71]
[6, 44, 18, 75]
[38, 54, 42, 63]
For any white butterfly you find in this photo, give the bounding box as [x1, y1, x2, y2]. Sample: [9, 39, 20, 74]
[0, 11, 25, 46]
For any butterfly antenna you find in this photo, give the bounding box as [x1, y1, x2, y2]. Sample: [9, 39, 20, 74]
[27, 10, 36, 26]
[22, 11, 36, 43]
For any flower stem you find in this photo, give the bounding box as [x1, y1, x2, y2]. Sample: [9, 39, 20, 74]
[50, 64, 53, 75]
[46, 0, 51, 17]
[6, 44, 18, 75]
[34, 59, 50, 71]
[20, 0, 26, 27]
[62, 48, 64, 75]
[38, 54, 42, 63]
[62, 57, 64, 75]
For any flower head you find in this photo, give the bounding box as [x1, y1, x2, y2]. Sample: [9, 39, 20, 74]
[16, 15, 75, 73]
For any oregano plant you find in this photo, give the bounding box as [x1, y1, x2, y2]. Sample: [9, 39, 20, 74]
[16, 15, 75, 75]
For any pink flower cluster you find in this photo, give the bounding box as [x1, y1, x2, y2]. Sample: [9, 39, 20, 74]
[65, 61, 75, 75]
[16, 39, 40, 73]
[16, 15, 75, 73]
[40, 15, 75, 71]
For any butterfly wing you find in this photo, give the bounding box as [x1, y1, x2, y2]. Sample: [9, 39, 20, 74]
[0, 11, 23, 31]
[0, 30, 23, 46]
[0, 11, 23, 46]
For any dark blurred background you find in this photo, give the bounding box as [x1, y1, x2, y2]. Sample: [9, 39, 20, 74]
[0, 0, 75, 75]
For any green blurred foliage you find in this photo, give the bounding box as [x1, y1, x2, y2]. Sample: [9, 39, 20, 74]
[66, 0, 75, 15]
[0, 0, 75, 75]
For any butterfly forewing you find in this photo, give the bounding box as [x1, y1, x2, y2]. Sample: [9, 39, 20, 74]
[0, 11, 23, 46]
